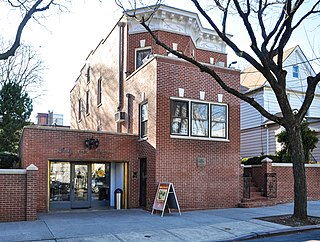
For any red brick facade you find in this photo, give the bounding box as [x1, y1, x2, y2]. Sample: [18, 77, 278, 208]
[244, 163, 320, 203]
[20, 127, 139, 212]
[0, 167, 37, 222]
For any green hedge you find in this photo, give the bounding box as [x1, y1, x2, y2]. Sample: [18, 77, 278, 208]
[241, 155, 281, 165]
[0, 152, 20, 169]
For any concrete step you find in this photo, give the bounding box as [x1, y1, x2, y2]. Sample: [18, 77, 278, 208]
[238, 199, 277, 208]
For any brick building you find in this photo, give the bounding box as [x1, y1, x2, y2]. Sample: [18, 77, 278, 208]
[20, 5, 241, 212]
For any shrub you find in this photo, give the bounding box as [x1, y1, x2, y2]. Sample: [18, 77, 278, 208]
[241, 155, 281, 165]
[0, 152, 20, 169]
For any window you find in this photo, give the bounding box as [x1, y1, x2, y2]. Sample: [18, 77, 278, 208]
[191, 102, 209, 137]
[140, 102, 148, 138]
[86, 91, 90, 114]
[211, 104, 227, 138]
[171, 100, 189, 135]
[136, 48, 151, 69]
[170, 98, 228, 140]
[87, 66, 90, 83]
[293, 65, 299, 78]
[78, 99, 82, 120]
[97, 78, 102, 106]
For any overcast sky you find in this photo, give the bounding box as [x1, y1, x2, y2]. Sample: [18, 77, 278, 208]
[2, 1, 320, 125]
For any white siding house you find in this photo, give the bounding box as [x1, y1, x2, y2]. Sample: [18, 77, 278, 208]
[240, 45, 320, 161]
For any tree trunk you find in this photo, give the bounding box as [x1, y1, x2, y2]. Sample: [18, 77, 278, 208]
[287, 124, 308, 220]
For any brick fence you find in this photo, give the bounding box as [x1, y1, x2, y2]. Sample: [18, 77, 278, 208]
[0, 164, 38, 222]
[243, 160, 320, 203]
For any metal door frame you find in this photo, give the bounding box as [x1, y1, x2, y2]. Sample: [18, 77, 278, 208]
[70, 163, 92, 208]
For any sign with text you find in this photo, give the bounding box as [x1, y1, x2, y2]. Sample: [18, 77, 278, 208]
[152, 182, 181, 217]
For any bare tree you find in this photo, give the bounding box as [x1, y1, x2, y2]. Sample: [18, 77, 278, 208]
[0, 43, 45, 98]
[0, 0, 69, 61]
[117, 0, 320, 221]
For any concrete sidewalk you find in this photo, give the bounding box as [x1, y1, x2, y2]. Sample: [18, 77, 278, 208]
[1, 201, 320, 242]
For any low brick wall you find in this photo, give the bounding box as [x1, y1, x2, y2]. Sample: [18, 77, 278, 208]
[243, 162, 320, 203]
[0, 165, 38, 222]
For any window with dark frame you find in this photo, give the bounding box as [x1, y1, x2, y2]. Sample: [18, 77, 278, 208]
[86, 91, 90, 114]
[171, 100, 189, 136]
[211, 104, 227, 138]
[78, 99, 82, 120]
[136, 48, 151, 69]
[191, 102, 209, 137]
[140, 102, 148, 138]
[87, 66, 90, 83]
[97, 78, 102, 106]
[170, 99, 228, 140]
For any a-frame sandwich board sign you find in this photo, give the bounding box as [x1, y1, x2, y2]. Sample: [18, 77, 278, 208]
[151, 182, 181, 217]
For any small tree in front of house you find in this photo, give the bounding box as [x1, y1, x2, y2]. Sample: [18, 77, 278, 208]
[0, 82, 33, 153]
[277, 121, 319, 163]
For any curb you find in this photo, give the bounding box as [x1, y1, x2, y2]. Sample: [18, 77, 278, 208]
[228, 224, 320, 241]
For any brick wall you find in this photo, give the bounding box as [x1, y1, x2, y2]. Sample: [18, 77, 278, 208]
[20, 126, 139, 212]
[0, 167, 37, 222]
[154, 57, 241, 209]
[243, 163, 320, 203]
[127, 31, 227, 75]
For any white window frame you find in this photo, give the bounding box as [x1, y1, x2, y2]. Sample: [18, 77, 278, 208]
[170, 97, 229, 142]
[135, 47, 152, 70]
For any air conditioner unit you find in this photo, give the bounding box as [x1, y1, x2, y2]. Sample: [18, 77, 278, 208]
[115, 111, 125, 123]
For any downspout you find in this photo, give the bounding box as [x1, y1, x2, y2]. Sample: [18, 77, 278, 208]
[126, 93, 135, 133]
[117, 22, 126, 112]
[265, 124, 269, 155]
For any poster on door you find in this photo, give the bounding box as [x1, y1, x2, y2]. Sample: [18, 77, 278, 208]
[151, 182, 181, 217]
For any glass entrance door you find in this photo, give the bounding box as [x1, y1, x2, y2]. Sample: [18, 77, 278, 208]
[71, 164, 91, 208]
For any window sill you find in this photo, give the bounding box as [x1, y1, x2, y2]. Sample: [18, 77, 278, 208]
[138, 137, 148, 142]
[170, 135, 229, 142]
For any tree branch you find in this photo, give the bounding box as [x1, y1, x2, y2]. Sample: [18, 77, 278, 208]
[0, 0, 56, 60]
[139, 20, 284, 126]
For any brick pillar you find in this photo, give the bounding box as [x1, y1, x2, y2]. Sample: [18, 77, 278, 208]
[261, 157, 273, 174]
[262, 158, 277, 198]
[26, 164, 38, 221]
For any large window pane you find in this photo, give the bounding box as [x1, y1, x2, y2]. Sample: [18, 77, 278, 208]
[140, 102, 148, 138]
[211, 104, 227, 138]
[191, 102, 209, 137]
[136, 48, 151, 69]
[50, 162, 70, 201]
[171, 100, 189, 135]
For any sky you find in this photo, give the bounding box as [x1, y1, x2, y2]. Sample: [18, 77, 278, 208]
[2, 1, 320, 125]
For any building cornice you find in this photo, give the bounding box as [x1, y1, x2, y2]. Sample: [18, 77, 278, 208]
[126, 5, 229, 53]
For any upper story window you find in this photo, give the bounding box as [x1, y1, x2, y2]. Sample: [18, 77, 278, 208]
[97, 78, 102, 106]
[171, 100, 189, 136]
[86, 91, 90, 114]
[86, 66, 91, 83]
[191, 102, 209, 137]
[136, 48, 151, 69]
[293, 65, 299, 78]
[140, 102, 148, 138]
[78, 99, 82, 121]
[211, 104, 227, 138]
[171, 98, 228, 140]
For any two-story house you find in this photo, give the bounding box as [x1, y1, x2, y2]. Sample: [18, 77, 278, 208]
[240, 45, 320, 161]
[20, 5, 241, 212]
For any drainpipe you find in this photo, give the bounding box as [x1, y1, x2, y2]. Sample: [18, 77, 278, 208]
[265, 124, 269, 155]
[126, 93, 135, 133]
[117, 22, 126, 112]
